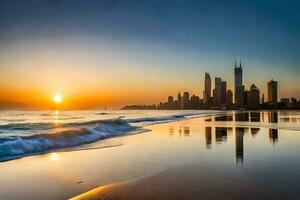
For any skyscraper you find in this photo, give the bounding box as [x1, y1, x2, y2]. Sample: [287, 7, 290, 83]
[226, 90, 233, 105]
[177, 92, 182, 109]
[234, 59, 244, 107]
[268, 79, 278, 103]
[221, 81, 227, 104]
[244, 90, 251, 107]
[203, 72, 211, 104]
[250, 84, 260, 108]
[182, 92, 190, 109]
[168, 96, 173, 103]
[214, 77, 222, 106]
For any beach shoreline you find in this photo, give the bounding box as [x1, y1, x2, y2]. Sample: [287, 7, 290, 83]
[0, 111, 299, 200]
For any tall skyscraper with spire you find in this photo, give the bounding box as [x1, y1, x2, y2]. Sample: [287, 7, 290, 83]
[203, 72, 211, 104]
[234, 59, 244, 107]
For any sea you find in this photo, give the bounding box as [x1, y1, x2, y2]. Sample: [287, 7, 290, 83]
[0, 110, 222, 161]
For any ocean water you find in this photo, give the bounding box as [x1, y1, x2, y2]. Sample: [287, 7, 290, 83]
[0, 110, 221, 161]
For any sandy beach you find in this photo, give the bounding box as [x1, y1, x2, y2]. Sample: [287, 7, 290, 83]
[0, 111, 300, 200]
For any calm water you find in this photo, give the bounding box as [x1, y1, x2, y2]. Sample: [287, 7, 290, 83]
[0, 110, 299, 200]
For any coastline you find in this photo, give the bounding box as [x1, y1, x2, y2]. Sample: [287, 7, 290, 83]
[0, 111, 299, 200]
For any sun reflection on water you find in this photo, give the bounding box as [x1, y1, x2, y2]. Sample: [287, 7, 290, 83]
[49, 153, 61, 161]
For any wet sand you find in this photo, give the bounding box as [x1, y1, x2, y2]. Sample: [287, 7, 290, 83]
[1, 111, 300, 200]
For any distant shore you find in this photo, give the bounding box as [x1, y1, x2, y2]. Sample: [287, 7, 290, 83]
[121, 105, 300, 111]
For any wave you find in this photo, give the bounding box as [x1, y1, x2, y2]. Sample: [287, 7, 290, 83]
[0, 119, 138, 161]
[0, 111, 220, 161]
[0, 112, 215, 131]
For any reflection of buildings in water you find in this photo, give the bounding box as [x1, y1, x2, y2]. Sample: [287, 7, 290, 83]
[183, 127, 190, 136]
[235, 112, 249, 122]
[268, 112, 278, 123]
[251, 128, 260, 137]
[215, 127, 227, 143]
[280, 113, 298, 123]
[280, 116, 298, 123]
[244, 112, 249, 121]
[262, 112, 265, 122]
[205, 118, 212, 122]
[291, 117, 297, 123]
[169, 126, 174, 136]
[215, 115, 226, 121]
[205, 127, 212, 149]
[280, 117, 290, 122]
[235, 127, 244, 164]
[269, 129, 278, 144]
[174, 126, 190, 137]
[227, 115, 233, 121]
[250, 112, 261, 122]
[215, 115, 233, 121]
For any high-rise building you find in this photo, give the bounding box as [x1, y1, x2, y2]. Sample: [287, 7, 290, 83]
[221, 81, 227, 104]
[291, 97, 297, 104]
[236, 85, 244, 107]
[268, 79, 277, 103]
[177, 92, 182, 109]
[168, 96, 173, 103]
[244, 90, 251, 107]
[214, 77, 222, 106]
[203, 72, 211, 104]
[234, 59, 244, 107]
[190, 95, 200, 109]
[226, 90, 233, 105]
[182, 92, 190, 109]
[250, 84, 260, 108]
[281, 98, 290, 107]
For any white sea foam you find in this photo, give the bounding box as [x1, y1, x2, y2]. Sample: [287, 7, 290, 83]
[0, 111, 220, 161]
[0, 119, 136, 160]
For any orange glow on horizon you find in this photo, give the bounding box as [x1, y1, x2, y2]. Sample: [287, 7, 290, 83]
[53, 95, 62, 103]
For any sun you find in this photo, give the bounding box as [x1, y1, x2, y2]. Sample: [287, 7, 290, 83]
[53, 95, 62, 103]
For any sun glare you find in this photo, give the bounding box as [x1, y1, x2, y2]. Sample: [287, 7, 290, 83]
[53, 95, 62, 103]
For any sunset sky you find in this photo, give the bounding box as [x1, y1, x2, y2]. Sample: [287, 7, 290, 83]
[0, 0, 299, 109]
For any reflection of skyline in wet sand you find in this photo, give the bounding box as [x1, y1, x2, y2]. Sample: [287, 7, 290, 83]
[235, 127, 244, 164]
[169, 126, 190, 137]
[215, 127, 228, 143]
[251, 128, 260, 136]
[205, 127, 212, 149]
[69, 111, 300, 200]
[269, 128, 278, 144]
[202, 111, 298, 164]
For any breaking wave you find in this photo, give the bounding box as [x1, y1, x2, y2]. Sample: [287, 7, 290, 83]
[0, 119, 137, 161]
[0, 111, 219, 161]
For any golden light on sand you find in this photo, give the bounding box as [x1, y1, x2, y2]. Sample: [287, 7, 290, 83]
[49, 153, 60, 161]
[53, 95, 62, 103]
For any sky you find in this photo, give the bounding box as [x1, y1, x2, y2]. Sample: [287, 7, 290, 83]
[0, 0, 299, 109]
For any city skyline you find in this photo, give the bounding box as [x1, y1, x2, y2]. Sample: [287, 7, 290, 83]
[0, 0, 299, 109]
[129, 59, 298, 110]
